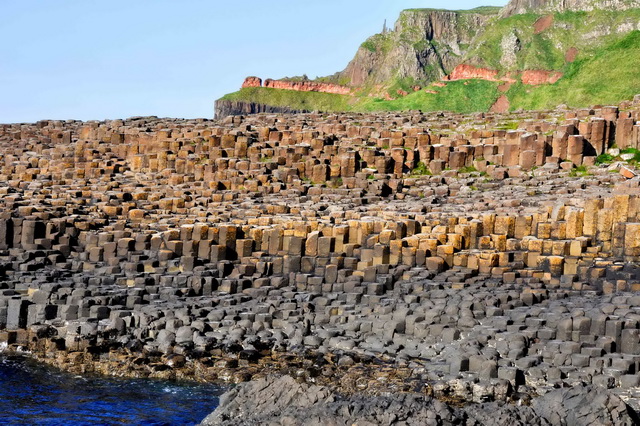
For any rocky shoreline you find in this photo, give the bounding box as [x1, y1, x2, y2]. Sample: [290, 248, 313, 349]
[0, 101, 640, 423]
[201, 374, 640, 425]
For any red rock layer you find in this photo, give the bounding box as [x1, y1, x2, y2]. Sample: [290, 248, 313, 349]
[242, 77, 262, 88]
[444, 64, 501, 82]
[489, 95, 510, 113]
[263, 79, 352, 95]
[565, 47, 579, 63]
[444, 65, 562, 86]
[533, 15, 554, 34]
[521, 70, 563, 85]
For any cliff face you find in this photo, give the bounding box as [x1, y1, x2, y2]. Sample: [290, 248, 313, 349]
[501, 0, 640, 17]
[214, 100, 308, 119]
[338, 8, 500, 90]
[263, 79, 352, 95]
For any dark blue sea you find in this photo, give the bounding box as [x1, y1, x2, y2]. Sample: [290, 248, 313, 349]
[0, 355, 225, 425]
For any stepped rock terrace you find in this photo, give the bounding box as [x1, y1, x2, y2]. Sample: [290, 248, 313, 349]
[1, 101, 640, 414]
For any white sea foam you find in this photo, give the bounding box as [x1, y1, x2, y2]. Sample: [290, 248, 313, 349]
[163, 386, 179, 394]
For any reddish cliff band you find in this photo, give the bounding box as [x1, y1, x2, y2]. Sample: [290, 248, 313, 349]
[242, 77, 352, 95]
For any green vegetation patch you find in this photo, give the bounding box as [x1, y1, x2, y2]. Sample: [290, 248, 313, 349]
[409, 162, 433, 177]
[359, 33, 395, 54]
[358, 80, 501, 113]
[464, 9, 640, 71]
[507, 30, 640, 110]
[569, 165, 591, 177]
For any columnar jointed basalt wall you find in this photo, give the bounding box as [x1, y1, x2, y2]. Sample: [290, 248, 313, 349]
[0, 103, 639, 416]
[214, 99, 309, 118]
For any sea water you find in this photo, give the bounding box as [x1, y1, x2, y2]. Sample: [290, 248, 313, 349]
[0, 355, 225, 425]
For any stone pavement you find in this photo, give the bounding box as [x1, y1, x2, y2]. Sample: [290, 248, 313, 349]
[0, 101, 639, 408]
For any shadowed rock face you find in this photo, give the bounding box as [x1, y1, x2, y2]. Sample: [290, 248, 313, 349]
[500, 0, 640, 17]
[200, 375, 640, 426]
[214, 99, 308, 118]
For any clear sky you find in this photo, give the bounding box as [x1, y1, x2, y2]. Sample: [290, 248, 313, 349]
[0, 0, 507, 123]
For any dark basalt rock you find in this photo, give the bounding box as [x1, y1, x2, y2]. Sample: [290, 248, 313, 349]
[214, 100, 309, 118]
[201, 375, 640, 426]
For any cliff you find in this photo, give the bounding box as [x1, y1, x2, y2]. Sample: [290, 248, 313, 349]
[338, 7, 500, 92]
[216, 1, 640, 117]
[214, 99, 308, 119]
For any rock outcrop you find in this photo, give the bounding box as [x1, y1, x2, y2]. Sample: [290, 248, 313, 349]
[521, 70, 563, 85]
[238, 77, 352, 96]
[443, 65, 562, 86]
[240, 77, 262, 88]
[214, 99, 308, 118]
[501, 0, 640, 17]
[263, 79, 351, 95]
[338, 8, 499, 89]
[444, 64, 503, 82]
[201, 375, 640, 426]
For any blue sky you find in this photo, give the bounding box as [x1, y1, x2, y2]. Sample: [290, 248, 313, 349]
[0, 1, 507, 122]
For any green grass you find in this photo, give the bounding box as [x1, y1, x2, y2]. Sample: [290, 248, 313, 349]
[621, 148, 640, 165]
[496, 121, 520, 130]
[464, 9, 640, 71]
[596, 153, 615, 165]
[358, 80, 501, 113]
[459, 166, 479, 174]
[221, 80, 500, 115]
[361, 39, 377, 53]
[464, 13, 539, 70]
[359, 33, 395, 54]
[385, 76, 422, 99]
[569, 165, 591, 177]
[508, 30, 640, 110]
[409, 162, 433, 177]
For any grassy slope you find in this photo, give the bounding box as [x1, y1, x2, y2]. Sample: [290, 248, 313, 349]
[357, 80, 500, 113]
[508, 30, 640, 110]
[465, 9, 640, 71]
